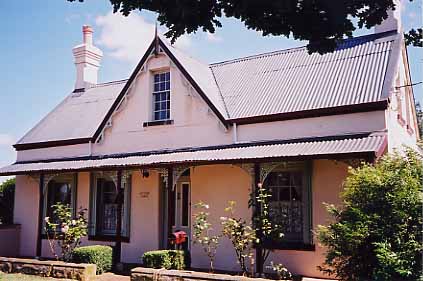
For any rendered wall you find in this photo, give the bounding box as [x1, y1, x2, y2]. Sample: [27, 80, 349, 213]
[190, 164, 252, 272]
[39, 171, 160, 263]
[15, 161, 348, 278]
[13, 175, 39, 257]
[189, 161, 348, 278]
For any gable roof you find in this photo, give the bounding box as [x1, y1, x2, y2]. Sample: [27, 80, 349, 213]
[14, 30, 401, 150]
[14, 80, 127, 149]
[210, 30, 398, 120]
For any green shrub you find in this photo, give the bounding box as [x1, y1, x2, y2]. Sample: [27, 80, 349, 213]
[72, 245, 113, 274]
[0, 178, 15, 225]
[142, 250, 190, 270]
[318, 150, 423, 281]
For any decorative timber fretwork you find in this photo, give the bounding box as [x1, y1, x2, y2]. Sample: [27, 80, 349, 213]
[155, 168, 169, 188]
[43, 173, 62, 195]
[260, 162, 283, 182]
[234, 163, 255, 177]
[172, 166, 190, 190]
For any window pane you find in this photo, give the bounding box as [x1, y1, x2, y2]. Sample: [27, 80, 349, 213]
[152, 72, 170, 121]
[46, 178, 73, 225]
[182, 184, 190, 227]
[265, 168, 305, 242]
[97, 179, 118, 235]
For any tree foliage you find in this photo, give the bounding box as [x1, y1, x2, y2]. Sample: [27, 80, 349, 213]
[68, 0, 422, 53]
[318, 150, 423, 281]
[0, 178, 15, 225]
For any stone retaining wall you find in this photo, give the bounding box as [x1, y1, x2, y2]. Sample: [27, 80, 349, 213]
[131, 267, 281, 281]
[0, 257, 96, 281]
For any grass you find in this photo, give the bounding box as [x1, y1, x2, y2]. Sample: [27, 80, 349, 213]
[0, 273, 72, 281]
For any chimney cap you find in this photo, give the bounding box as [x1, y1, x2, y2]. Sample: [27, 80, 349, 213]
[83, 25, 93, 34]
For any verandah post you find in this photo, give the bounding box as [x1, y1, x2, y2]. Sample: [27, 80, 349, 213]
[166, 166, 174, 249]
[254, 163, 264, 275]
[36, 173, 45, 258]
[114, 170, 123, 267]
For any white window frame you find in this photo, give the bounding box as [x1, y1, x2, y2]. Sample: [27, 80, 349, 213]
[152, 71, 171, 121]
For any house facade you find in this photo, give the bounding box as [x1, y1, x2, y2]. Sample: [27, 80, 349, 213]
[0, 6, 420, 278]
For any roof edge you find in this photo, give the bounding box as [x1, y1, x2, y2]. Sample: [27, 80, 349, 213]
[14, 131, 380, 165]
[13, 137, 92, 151]
[229, 100, 389, 125]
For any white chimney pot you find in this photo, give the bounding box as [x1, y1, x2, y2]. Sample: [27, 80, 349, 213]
[375, 0, 402, 33]
[72, 25, 103, 90]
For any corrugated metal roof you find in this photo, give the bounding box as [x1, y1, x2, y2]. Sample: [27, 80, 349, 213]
[16, 80, 127, 145]
[209, 31, 398, 119]
[0, 134, 385, 175]
[15, 31, 399, 145]
[160, 36, 229, 118]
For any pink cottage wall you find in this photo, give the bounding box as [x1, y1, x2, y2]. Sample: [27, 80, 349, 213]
[267, 159, 348, 279]
[14, 160, 348, 278]
[189, 160, 348, 278]
[40, 170, 161, 263]
[190, 164, 252, 272]
[13, 175, 39, 257]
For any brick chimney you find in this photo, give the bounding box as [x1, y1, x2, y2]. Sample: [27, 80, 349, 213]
[72, 25, 103, 90]
[375, 0, 402, 33]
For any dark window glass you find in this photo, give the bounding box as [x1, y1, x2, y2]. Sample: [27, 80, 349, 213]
[265, 169, 305, 242]
[46, 180, 72, 222]
[182, 184, 190, 227]
[96, 178, 118, 235]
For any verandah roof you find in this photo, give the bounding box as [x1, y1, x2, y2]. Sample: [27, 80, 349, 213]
[0, 134, 387, 176]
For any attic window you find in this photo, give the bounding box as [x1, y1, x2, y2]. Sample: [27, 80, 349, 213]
[153, 72, 171, 121]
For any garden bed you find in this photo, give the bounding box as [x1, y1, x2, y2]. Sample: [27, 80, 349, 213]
[0, 257, 96, 281]
[131, 267, 288, 281]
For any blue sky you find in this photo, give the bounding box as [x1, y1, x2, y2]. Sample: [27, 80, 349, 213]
[0, 0, 421, 182]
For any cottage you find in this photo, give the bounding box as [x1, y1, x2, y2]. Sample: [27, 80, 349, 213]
[0, 3, 419, 278]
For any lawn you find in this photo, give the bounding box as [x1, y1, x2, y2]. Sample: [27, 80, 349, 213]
[0, 273, 72, 281]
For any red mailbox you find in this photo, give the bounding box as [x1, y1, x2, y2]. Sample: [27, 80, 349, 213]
[171, 231, 187, 245]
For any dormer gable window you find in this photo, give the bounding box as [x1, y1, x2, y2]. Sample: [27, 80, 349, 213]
[153, 72, 171, 121]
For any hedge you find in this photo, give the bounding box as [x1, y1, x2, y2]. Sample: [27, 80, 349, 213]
[71, 245, 113, 274]
[142, 250, 190, 270]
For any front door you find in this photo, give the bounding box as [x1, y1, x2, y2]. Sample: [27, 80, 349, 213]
[172, 180, 191, 250]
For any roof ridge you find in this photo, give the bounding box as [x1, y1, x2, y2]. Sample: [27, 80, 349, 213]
[91, 79, 129, 88]
[209, 30, 398, 67]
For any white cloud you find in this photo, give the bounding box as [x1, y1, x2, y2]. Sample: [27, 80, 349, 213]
[206, 32, 223, 43]
[0, 134, 14, 146]
[95, 11, 192, 64]
[65, 14, 81, 24]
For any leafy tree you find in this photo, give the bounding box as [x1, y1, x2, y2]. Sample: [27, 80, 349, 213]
[318, 150, 423, 281]
[192, 201, 221, 272]
[45, 203, 88, 261]
[0, 178, 15, 225]
[68, 0, 422, 53]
